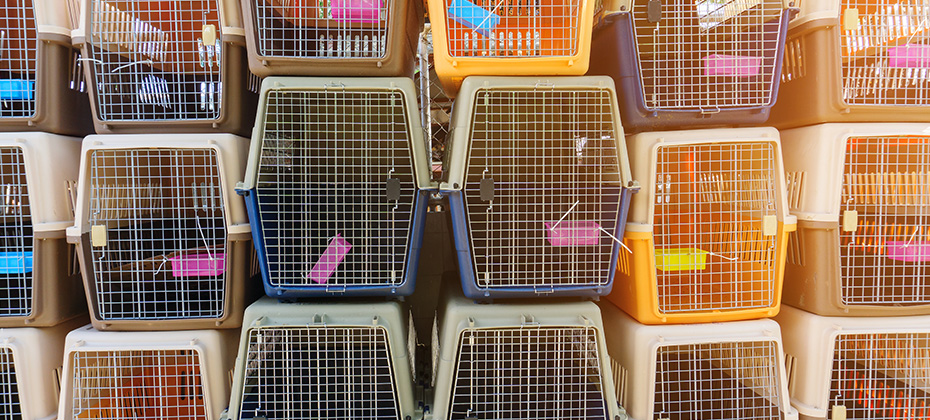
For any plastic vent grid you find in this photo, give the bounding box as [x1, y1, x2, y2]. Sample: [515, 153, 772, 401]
[0, 1, 36, 118]
[464, 89, 621, 289]
[840, 137, 930, 306]
[442, 0, 580, 58]
[829, 333, 930, 420]
[0, 348, 21, 419]
[654, 341, 783, 420]
[653, 142, 778, 313]
[255, 89, 416, 288]
[252, 0, 391, 59]
[449, 327, 609, 420]
[87, 148, 228, 320]
[0, 148, 31, 317]
[70, 349, 206, 420]
[841, 0, 930, 106]
[238, 326, 399, 420]
[87, 0, 224, 122]
[631, 0, 785, 110]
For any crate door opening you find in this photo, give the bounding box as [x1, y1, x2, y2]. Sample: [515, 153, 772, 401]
[0, 147, 33, 318]
[0, 1, 38, 120]
[82, 148, 240, 325]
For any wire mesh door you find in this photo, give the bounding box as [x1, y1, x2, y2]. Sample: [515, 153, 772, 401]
[653, 142, 778, 313]
[70, 349, 206, 420]
[0, 1, 36, 118]
[239, 326, 400, 420]
[252, 0, 391, 59]
[631, 0, 785, 111]
[829, 333, 930, 420]
[441, 0, 581, 57]
[0, 148, 31, 317]
[87, 148, 228, 320]
[0, 348, 20, 419]
[417, 28, 452, 180]
[841, 0, 930, 106]
[463, 89, 622, 290]
[654, 341, 783, 420]
[840, 137, 930, 306]
[450, 327, 609, 420]
[255, 89, 417, 289]
[87, 0, 223, 122]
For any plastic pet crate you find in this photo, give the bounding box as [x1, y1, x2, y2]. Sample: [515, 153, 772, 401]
[588, 0, 794, 132]
[599, 302, 797, 420]
[0, 133, 85, 328]
[72, 0, 258, 135]
[440, 76, 636, 299]
[781, 123, 930, 316]
[426, 0, 598, 96]
[770, 0, 930, 128]
[238, 77, 431, 298]
[222, 296, 418, 420]
[67, 134, 253, 331]
[776, 304, 930, 420]
[611, 127, 796, 324]
[241, 0, 423, 76]
[431, 290, 625, 420]
[59, 325, 238, 420]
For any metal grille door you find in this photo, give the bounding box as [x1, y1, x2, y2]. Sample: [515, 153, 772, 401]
[87, 0, 223, 122]
[631, 0, 785, 110]
[841, 0, 930, 106]
[0, 1, 36, 118]
[653, 142, 778, 313]
[87, 149, 227, 320]
[255, 89, 416, 289]
[70, 349, 206, 420]
[442, 0, 580, 57]
[654, 341, 783, 420]
[829, 333, 930, 420]
[0, 348, 21, 419]
[239, 326, 399, 420]
[463, 89, 622, 290]
[0, 148, 31, 317]
[840, 137, 930, 305]
[449, 327, 609, 420]
[252, 0, 391, 59]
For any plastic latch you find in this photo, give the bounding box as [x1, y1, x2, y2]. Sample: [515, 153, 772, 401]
[386, 178, 401, 201]
[202, 24, 217, 46]
[762, 215, 778, 236]
[832, 405, 847, 420]
[842, 210, 858, 232]
[843, 9, 860, 31]
[480, 178, 494, 201]
[91, 225, 107, 247]
[647, 0, 662, 22]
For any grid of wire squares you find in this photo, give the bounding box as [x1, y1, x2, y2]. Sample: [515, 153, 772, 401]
[0, 348, 21, 419]
[653, 142, 778, 313]
[0, 1, 37, 118]
[416, 27, 452, 180]
[631, 0, 785, 110]
[255, 89, 417, 288]
[463, 89, 622, 289]
[841, 0, 930, 106]
[87, 0, 224, 122]
[70, 349, 206, 420]
[238, 326, 400, 420]
[87, 148, 227, 320]
[449, 327, 609, 420]
[829, 332, 930, 420]
[251, 0, 391, 58]
[0, 148, 31, 318]
[442, 0, 580, 57]
[654, 341, 783, 420]
[839, 137, 930, 305]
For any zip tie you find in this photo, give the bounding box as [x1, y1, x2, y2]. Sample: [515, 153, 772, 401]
[598, 225, 632, 254]
[550, 200, 580, 232]
[110, 59, 153, 73]
[152, 255, 169, 276]
[709, 251, 738, 261]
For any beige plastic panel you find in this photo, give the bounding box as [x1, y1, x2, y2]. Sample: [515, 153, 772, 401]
[0, 133, 81, 231]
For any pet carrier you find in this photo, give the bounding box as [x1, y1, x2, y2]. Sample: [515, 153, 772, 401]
[440, 76, 636, 299]
[222, 297, 418, 420]
[781, 123, 930, 316]
[67, 134, 253, 331]
[425, 0, 598, 96]
[587, 0, 795, 132]
[610, 127, 796, 324]
[431, 290, 625, 420]
[776, 305, 930, 420]
[72, 0, 258, 135]
[599, 302, 797, 420]
[238, 77, 431, 298]
[240, 0, 423, 76]
[770, 0, 930, 128]
[0, 132, 85, 328]
[58, 325, 238, 420]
